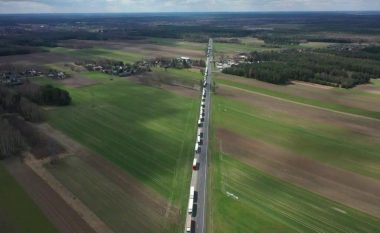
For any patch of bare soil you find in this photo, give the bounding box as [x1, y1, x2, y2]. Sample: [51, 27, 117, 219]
[3, 158, 96, 233]
[129, 72, 199, 98]
[355, 83, 380, 95]
[291, 81, 334, 90]
[60, 74, 98, 88]
[217, 128, 380, 218]
[218, 85, 380, 139]
[160, 84, 199, 98]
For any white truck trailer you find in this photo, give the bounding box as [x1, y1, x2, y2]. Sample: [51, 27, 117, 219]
[192, 159, 197, 170]
[185, 214, 192, 233]
[190, 186, 195, 199]
[188, 198, 193, 214]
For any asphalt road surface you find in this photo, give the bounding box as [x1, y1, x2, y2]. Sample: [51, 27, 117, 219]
[194, 38, 213, 233]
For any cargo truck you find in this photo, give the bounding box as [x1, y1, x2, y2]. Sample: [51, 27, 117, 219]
[192, 159, 197, 170]
[188, 198, 193, 214]
[185, 214, 192, 233]
[190, 186, 195, 199]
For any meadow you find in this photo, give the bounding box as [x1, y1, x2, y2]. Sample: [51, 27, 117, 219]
[49, 47, 142, 63]
[0, 163, 57, 233]
[208, 71, 380, 232]
[215, 73, 380, 120]
[212, 93, 380, 180]
[45, 68, 202, 232]
[208, 151, 380, 233]
[46, 155, 174, 233]
[147, 37, 206, 51]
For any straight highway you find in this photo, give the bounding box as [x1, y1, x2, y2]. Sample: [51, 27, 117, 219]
[185, 38, 213, 233]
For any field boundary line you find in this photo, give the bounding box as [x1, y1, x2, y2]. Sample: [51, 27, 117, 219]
[24, 153, 114, 233]
[221, 84, 380, 123]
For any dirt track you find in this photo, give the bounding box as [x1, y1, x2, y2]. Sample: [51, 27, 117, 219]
[37, 123, 179, 231]
[4, 158, 96, 233]
[217, 128, 380, 218]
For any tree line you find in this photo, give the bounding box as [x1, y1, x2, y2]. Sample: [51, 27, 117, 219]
[0, 83, 70, 159]
[223, 50, 379, 88]
[15, 82, 72, 106]
[0, 118, 25, 159]
[0, 86, 44, 122]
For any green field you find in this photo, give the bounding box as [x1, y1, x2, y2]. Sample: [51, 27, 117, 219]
[214, 42, 278, 55]
[212, 94, 380, 179]
[46, 155, 172, 233]
[49, 47, 142, 63]
[209, 86, 380, 232]
[46, 69, 202, 232]
[299, 41, 335, 48]
[373, 79, 380, 87]
[208, 150, 380, 233]
[48, 72, 199, 200]
[0, 163, 57, 233]
[215, 73, 380, 120]
[153, 67, 203, 85]
[146, 37, 206, 51]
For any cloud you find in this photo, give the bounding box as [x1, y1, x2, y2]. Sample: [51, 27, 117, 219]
[0, 0, 379, 13]
[0, 1, 55, 13]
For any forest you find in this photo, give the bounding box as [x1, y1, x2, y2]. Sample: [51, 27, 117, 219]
[223, 50, 380, 88]
[0, 83, 70, 159]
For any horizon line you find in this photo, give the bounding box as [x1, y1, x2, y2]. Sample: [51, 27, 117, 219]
[1, 10, 380, 15]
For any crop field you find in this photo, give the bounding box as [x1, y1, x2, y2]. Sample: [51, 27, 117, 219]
[212, 36, 332, 56]
[46, 155, 176, 233]
[57, 39, 206, 59]
[0, 163, 57, 233]
[45, 69, 202, 232]
[208, 71, 380, 232]
[212, 83, 380, 179]
[213, 42, 278, 56]
[48, 47, 143, 63]
[208, 151, 380, 233]
[215, 72, 380, 118]
[299, 41, 334, 48]
[153, 67, 203, 85]
[147, 37, 206, 51]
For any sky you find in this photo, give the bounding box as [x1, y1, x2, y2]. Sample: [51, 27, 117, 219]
[0, 0, 380, 14]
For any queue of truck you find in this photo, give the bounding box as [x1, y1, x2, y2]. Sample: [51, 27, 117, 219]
[185, 39, 212, 233]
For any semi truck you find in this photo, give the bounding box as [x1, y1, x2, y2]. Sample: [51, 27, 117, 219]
[195, 143, 201, 153]
[188, 198, 193, 214]
[197, 135, 203, 145]
[185, 214, 192, 233]
[197, 128, 203, 138]
[190, 186, 195, 199]
[192, 159, 197, 170]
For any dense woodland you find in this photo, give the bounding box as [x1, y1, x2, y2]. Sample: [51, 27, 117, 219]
[223, 50, 380, 88]
[0, 118, 25, 159]
[0, 83, 70, 159]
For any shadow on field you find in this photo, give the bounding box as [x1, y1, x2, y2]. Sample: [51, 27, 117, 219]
[48, 78, 198, 202]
